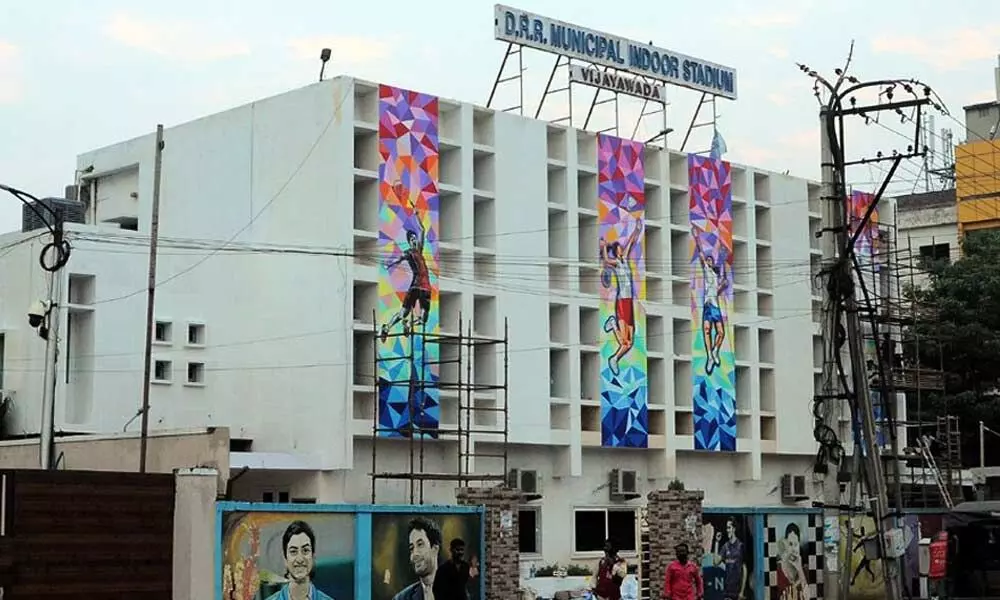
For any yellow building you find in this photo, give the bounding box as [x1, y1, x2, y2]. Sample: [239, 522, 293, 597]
[957, 91, 1000, 238]
[956, 137, 1000, 236]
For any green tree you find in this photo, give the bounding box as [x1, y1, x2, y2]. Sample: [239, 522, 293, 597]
[905, 229, 1000, 467]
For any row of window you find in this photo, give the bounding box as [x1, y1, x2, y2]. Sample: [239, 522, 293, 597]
[152, 319, 207, 386]
[154, 320, 206, 346]
[153, 360, 205, 386]
[518, 506, 638, 556]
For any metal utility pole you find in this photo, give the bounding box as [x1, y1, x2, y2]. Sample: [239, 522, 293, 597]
[39, 271, 62, 469]
[982, 421, 987, 470]
[139, 124, 165, 473]
[803, 45, 939, 600]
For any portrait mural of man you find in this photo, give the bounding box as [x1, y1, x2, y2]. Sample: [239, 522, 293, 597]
[371, 513, 482, 600]
[220, 511, 355, 600]
[701, 514, 753, 600]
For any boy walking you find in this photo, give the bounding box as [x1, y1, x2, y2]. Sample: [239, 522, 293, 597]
[664, 543, 703, 600]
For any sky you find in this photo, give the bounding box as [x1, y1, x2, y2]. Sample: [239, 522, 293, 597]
[1, 0, 998, 234]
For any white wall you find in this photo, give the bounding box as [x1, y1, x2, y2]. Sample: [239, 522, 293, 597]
[0, 76, 829, 525]
[0, 228, 352, 468]
[764, 174, 819, 456]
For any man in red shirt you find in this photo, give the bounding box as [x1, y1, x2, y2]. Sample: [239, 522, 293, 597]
[664, 543, 703, 600]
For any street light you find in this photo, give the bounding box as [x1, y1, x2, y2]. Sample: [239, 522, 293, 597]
[0, 183, 76, 470]
[644, 128, 674, 145]
[0, 183, 72, 271]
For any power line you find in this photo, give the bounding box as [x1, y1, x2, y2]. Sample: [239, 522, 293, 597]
[1, 308, 814, 374]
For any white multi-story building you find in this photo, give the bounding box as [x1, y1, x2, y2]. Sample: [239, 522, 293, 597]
[0, 76, 850, 562]
[893, 189, 959, 288]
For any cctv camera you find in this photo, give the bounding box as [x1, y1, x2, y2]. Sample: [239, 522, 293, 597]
[28, 300, 50, 329]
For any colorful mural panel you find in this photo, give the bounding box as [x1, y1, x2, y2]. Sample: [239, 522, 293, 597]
[846, 190, 879, 258]
[221, 511, 356, 600]
[838, 514, 919, 600]
[597, 134, 648, 448]
[701, 513, 754, 600]
[689, 154, 737, 451]
[764, 513, 825, 600]
[371, 512, 483, 600]
[376, 85, 441, 438]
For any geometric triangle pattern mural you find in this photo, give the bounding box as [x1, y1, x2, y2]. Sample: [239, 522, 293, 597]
[689, 153, 737, 451]
[376, 84, 441, 438]
[598, 133, 648, 448]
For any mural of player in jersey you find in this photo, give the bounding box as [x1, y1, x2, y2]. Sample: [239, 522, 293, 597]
[693, 228, 729, 376]
[380, 182, 432, 343]
[599, 217, 644, 376]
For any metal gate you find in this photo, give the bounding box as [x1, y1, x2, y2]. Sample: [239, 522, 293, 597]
[0, 469, 175, 598]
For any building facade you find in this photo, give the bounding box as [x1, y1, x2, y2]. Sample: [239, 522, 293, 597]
[0, 76, 847, 563]
[956, 56, 1000, 239]
[894, 189, 959, 287]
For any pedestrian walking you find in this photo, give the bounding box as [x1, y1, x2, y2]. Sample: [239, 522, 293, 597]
[592, 540, 627, 600]
[664, 543, 703, 600]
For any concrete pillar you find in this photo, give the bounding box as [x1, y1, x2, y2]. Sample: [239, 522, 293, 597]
[173, 467, 218, 600]
[646, 489, 704, 600]
[456, 486, 521, 600]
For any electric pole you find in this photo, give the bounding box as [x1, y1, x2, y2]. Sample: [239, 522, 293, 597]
[139, 124, 165, 473]
[801, 44, 943, 600]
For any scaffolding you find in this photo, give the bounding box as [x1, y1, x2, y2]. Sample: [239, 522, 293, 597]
[369, 312, 511, 504]
[854, 222, 964, 508]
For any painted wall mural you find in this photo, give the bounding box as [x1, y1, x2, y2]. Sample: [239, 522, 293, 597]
[838, 514, 919, 600]
[597, 133, 648, 448]
[764, 513, 825, 600]
[846, 190, 879, 259]
[701, 513, 754, 600]
[853, 191, 886, 455]
[689, 154, 737, 451]
[371, 512, 483, 600]
[221, 511, 356, 600]
[376, 84, 441, 438]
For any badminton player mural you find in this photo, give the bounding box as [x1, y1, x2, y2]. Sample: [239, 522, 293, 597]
[376, 84, 441, 438]
[597, 133, 648, 448]
[689, 153, 737, 451]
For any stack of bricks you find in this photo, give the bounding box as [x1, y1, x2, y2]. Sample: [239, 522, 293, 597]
[455, 486, 521, 600]
[645, 489, 704, 600]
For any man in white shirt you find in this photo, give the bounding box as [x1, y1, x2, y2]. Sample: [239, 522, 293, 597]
[694, 228, 728, 376]
[600, 218, 643, 376]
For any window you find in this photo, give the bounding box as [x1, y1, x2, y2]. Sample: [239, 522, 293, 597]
[187, 323, 205, 346]
[153, 360, 172, 383]
[573, 508, 637, 554]
[519, 508, 540, 554]
[186, 362, 205, 385]
[918, 243, 950, 265]
[154, 320, 172, 343]
[262, 490, 290, 503]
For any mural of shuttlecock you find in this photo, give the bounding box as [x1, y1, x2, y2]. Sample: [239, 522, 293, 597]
[384, 569, 392, 585]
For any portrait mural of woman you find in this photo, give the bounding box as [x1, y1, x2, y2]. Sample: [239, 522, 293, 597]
[220, 511, 355, 600]
[765, 514, 824, 600]
[370, 512, 483, 600]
